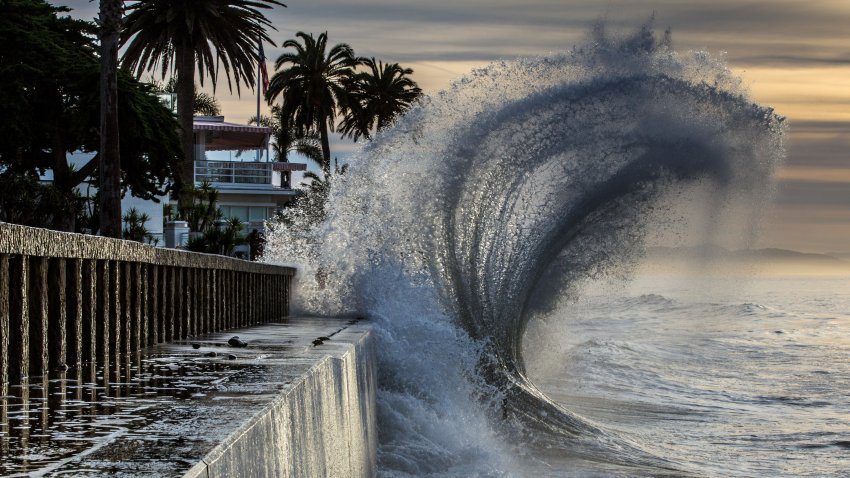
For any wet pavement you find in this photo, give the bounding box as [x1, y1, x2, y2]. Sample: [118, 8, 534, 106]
[0, 316, 368, 477]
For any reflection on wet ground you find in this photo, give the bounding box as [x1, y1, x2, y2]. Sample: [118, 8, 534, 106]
[0, 317, 362, 476]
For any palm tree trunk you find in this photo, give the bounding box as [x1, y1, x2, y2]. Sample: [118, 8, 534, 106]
[98, 0, 122, 238]
[377, 112, 388, 133]
[319, 118, 331, 172]
[176, 43, 196, 211]
[52, 143, 76, 232]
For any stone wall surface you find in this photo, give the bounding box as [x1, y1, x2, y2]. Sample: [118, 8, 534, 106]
[0, 222, 293, 273]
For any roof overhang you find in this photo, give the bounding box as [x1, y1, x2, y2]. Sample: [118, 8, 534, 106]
[194, 118, 272, 151]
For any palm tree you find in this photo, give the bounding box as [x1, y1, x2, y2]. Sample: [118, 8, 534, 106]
[340, 58, 422, 141]
[120, 0, 285, 205]
[98, 0, 122, 237]
[301, 161, 347, 196]
[250, 105, 323, 164]
[292, 159, 347, 227]
[155, 78, 222, 116]
[266, 31, 359, 170]
[250, 105, 322, 189]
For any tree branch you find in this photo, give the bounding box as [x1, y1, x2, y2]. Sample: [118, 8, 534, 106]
[70, 153, 100, 188]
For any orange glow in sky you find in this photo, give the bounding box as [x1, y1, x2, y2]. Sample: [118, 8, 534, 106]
[55, 0, 850, 254]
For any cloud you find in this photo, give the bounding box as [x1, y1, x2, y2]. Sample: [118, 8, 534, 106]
[732, 55, 850, 67]
[767, 205, 850, 225]
[776, 167, 850, 184]
[785, 132, 850, 169]
[50, 0, 850, 252]
[56, 0, 850, 69]
[787, 120, 850, 132]
[773, 179, 850, 207]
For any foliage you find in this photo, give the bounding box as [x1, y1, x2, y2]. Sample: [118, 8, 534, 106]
[0, 0, 182, 231]
[267, 32, 422, 165]
[122, 207, 157, 244]
[273, 159, 348, 231]
[174, 181, 248, 256]
[193, 91, 223, 117]
[250, 105, 323, 163]
[62, 67, 183, 202]
[90, 70, 183, 201]
[178, 181, 222, 232]
[154, 78, 222, 116]
[76, 187, 100, 234]
[121, 0, 285, 94]
[266, 31, 359, 169]
[340, 58, 422, 141]
[0, 170, 78, 227]
[186, 218, 246, 256]
[163, 203, 175, 222]
[0, 0, 95, 158]
[121, 0, 285, 197]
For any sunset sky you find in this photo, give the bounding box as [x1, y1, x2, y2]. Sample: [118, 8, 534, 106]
[57, 0, 850, 254]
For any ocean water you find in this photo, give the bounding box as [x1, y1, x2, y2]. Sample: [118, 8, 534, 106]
[525, 274, 850, 477]
[263, 22, 807, 477]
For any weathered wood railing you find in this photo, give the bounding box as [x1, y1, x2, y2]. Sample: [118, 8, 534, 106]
[0, 223, 293, 394]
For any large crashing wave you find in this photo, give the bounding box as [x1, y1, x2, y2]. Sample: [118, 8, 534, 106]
[265, 24, 785, 476]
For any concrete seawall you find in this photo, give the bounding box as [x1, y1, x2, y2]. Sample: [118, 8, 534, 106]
[2, 318, 376, 477]
[184, 320, 377, 478]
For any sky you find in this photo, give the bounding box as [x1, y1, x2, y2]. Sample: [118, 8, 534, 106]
[55, 0, 850, 254]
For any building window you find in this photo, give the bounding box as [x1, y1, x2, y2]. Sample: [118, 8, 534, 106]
[249, 207, 267, 222]
[229, 206, 249, 222]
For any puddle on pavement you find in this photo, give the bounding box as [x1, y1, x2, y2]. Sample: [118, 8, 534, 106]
[0, 318, 360, 476]
[0, 350, 256, 476]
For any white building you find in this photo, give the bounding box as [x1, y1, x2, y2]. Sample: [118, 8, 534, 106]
[192, 115, 306, 228]
[59, 115, 306, 247]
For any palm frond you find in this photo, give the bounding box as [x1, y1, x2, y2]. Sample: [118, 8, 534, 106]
[266, 31, 360, 168]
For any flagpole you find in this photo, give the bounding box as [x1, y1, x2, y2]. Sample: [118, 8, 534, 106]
[256, 39, 262, 163]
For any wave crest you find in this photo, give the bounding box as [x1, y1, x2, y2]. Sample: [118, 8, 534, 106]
[265, 23, 785, 476]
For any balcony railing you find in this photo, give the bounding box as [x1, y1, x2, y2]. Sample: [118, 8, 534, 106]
[194, 161, 272, 185]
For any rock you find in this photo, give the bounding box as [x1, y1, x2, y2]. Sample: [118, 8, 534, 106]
[205, 352, 217, 358]
[191, 343, 201, 349]
[228, 336, 248, 348]
[312, 338, 324, 346]
[227, 354, 237, 360]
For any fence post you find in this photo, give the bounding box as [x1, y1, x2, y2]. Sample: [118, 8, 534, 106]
[96, 261, 110, 370]
[82, 260, 96, 369]
[47, 259, 67, 373]
[66, 259, 83, 372]
[0, 256, 9, 396]
[139, 263, 147, 349]
[29, 257, 49, 378]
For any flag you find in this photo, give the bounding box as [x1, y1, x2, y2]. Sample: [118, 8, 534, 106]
[259, 43, 270, 95]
